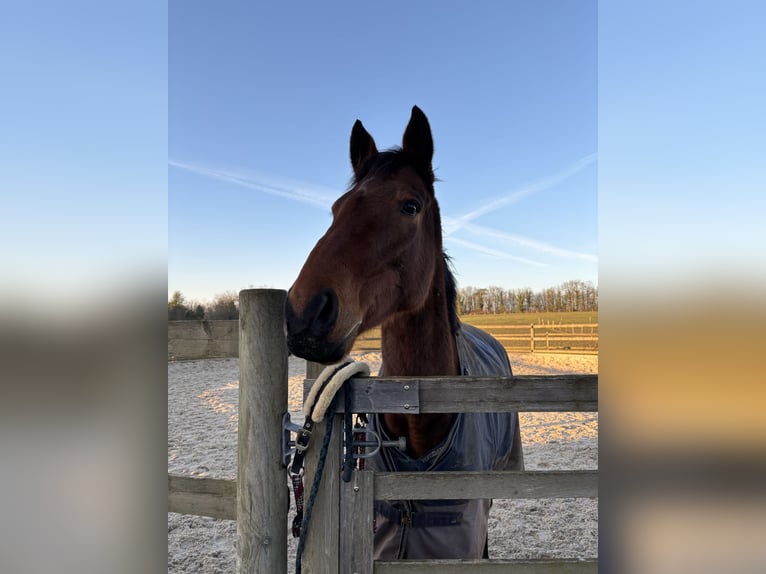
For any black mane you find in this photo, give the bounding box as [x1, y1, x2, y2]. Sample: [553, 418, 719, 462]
[444, 253, 460, 335]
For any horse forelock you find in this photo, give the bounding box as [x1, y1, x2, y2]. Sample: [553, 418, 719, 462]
[350, 148, 435, 189]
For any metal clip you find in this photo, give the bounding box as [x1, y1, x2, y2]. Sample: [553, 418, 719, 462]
[295, 428, 312, 452]
[281, 412, 303, 468]
[400, 512, 413, 527]
[351, 428, 406, 458]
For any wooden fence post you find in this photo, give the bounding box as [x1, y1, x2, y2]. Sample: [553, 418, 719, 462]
[301, 361, 342, 573]
[238, 289, 288, 574]
[530, 324, 535, 353]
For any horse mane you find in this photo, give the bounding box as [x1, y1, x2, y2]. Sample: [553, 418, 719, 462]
[443, 253, 460, 336]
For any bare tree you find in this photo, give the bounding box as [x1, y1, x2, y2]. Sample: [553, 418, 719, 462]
[205, 291, 239, 320]
[456, 281, 598, 314]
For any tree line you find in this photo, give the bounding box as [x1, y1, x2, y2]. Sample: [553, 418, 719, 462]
[457, 280, 598, 314]
[168, 280, 597, 321]
[168, 291, 239, 321]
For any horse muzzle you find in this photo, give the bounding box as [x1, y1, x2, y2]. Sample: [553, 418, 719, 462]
[285, 288, 352, 364]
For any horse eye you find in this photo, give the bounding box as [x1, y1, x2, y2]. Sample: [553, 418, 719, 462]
[400, 200, 421, 217]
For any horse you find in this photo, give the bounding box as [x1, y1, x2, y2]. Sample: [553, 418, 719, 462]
[285, 106, 524, 560]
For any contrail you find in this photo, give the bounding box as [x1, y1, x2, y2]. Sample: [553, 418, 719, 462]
[445, 237, 548, 266]
[168, 159, 336, 209]
[459, 222, 598, 262]
[445, 152, 597, 234]
[170, 158, 596, 264]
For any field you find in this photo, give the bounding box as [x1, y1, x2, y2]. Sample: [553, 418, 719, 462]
[461, 310, 598, 328]
[353, 311, 599, 354]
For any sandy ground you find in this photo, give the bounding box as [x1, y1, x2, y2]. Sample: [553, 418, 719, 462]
[168, 352, 598, 573]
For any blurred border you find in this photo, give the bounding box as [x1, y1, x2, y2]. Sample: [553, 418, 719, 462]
[3, 2, 764, 573]
[0, 3, 168, 573]
[600, 2, 766, 572]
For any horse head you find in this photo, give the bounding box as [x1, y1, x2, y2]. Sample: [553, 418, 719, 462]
[286, 106, 445, 363]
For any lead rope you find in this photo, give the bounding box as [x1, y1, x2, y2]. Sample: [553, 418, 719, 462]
[290, 360, 370, 574]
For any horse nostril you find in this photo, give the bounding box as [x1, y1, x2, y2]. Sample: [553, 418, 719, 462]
[313, 289, 338, 334]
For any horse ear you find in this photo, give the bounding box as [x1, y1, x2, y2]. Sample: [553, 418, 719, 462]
[402, 105, 434, 173]
[350, 120, 378, 175]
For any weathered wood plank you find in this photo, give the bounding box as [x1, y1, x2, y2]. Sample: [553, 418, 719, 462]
[168, 319, 239, 360]
[238, 290, 288, 574]
[375, 470, 598, 500]
[340, 470, 374, 574]
[415, 376, 597, 413]
[165, 470, 597, 520]
[374, 559, 597, 573]
[304, 375, 598, 413]
[167, 474, 236, 520]
[303, 378, 420, 414]
[301, 362, 342, 574]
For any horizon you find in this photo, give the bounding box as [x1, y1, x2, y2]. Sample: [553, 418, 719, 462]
[168, 277, 599, 307]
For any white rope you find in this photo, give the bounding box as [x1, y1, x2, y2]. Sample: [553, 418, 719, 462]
[304, 359, 370, 423]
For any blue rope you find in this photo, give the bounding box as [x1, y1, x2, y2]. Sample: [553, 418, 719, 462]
[294, 391, 339, 574]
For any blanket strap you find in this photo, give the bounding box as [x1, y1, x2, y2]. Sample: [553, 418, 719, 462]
[373, 501, 463, 528]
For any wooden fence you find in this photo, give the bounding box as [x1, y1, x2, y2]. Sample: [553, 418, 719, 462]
[353, 323, 598, 355]
[168, 320, 238, 360]
[168, 289, 599, 573]
[168, 320, 598, 361]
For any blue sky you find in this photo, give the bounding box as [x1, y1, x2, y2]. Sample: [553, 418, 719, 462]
[2, 1, 759, 311]
[169, 1, 597, 303]
[599, 1, 765, 298]
[1, 3, 167, 305]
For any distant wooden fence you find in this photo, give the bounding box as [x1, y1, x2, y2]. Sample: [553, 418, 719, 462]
[168, 290, 599, 573]
[168, 319, 597, 361]
[168, 320, 238, 360]
[354, 323, 598, 355]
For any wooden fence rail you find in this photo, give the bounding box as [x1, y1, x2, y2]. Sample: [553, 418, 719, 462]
[374, 560, 595, 573]
[375, 470, 598, 500]
[168, 320, 598, 360]
[353, 324, 598, 354]
[168, 474, 236, 520]
[167, 290, 598, 573]
[167, 470, 597, 539]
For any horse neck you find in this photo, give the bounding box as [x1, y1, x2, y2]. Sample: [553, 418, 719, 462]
[379, 263, 459, 458]
[380, 294, 459, 376]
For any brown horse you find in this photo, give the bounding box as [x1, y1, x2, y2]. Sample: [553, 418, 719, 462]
[286, 106, 523, 560]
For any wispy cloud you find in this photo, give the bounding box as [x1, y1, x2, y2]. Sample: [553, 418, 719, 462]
[170, 157, 596, 265]
[440, 153, 598, 263]
[445, 237, 548, 266]
[168, 159, 337, 209]
[443, 153, 597, 235]
[459, 222, 597, 262]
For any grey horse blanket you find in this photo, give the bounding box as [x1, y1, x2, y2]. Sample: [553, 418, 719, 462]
[367, 322, 524, 559]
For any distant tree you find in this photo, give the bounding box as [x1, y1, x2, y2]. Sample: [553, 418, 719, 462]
[533, 291, 546, 312]
[168, 291, 188, 320]
[185, 304, 205, 320]
[487, 286, 504, 313]
[455, 281, 597, 315]
[514, 289, 527, 313]
[478, 288, 490, 313]
[206, 291, 239, 320]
